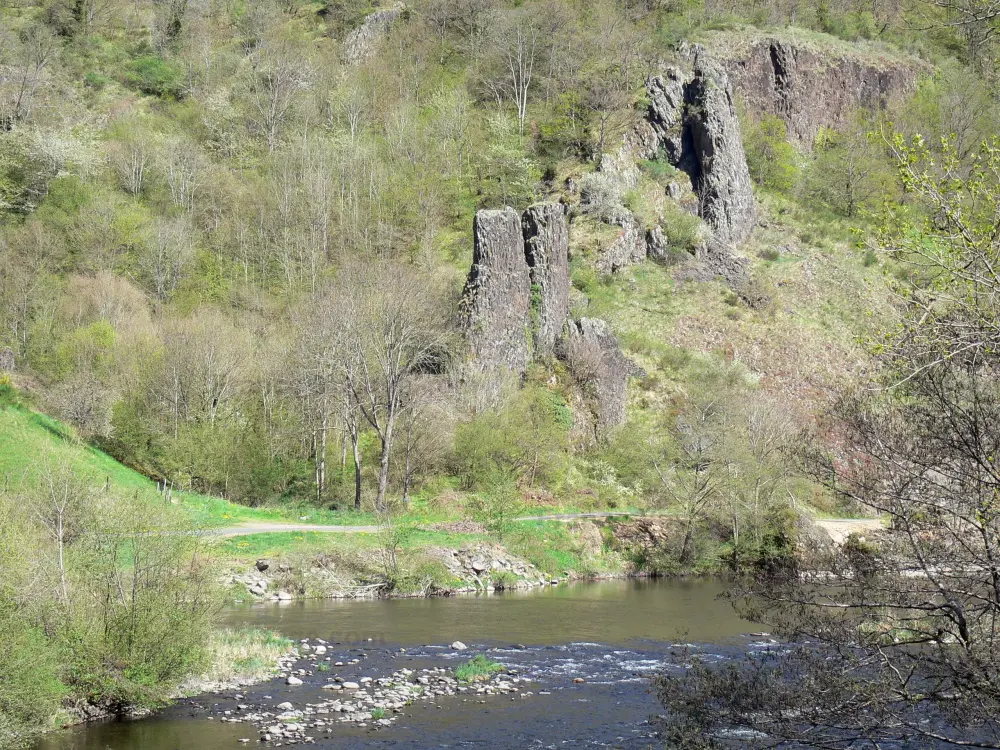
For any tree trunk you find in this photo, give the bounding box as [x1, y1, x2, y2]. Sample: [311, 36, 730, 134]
[402, 424, 413, 506]
[317, 409, 327, 501]
[351, 424, 362, 512]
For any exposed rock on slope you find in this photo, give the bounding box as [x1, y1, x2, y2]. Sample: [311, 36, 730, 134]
[684, 57, 757, 249]
[461, 206, 639, 435]
[643, 54, 756, 256]
[460, 208, 533, 374]
[597, 211, 648, 275]
[523, 203, 571, 359]
[342, 3, 405, 65]
[714, 33, 920, 145]
[558, 318, 644, 436]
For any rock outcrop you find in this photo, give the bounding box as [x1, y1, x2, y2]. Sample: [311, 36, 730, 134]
[644, 54, 756, 255]
[461, 205, 639, 435]
[0, 347, 14, 372]
[558, 318, 643, 436]
[523, 203, 570, 359]
[460, 208, 533, 374]
[684, 57, 757, 249]
[596, 210, 648, 275]
[342, 3, 405, 65]
[716, 35, 920, 146]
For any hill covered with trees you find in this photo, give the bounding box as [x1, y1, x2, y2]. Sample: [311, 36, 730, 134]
[3, 0, 1000, 743]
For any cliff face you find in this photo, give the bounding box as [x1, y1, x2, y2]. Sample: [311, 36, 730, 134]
[461, 204, 640, 436]
[460, 208, 533, 374]
[342, 3, 406, 65]
[642, 51, 756, 278]
[718, 36, 920, 145]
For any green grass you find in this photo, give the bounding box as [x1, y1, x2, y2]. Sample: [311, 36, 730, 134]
[454, 655, 503, 683]
[371, 707, 386, 720]
[0, 396, 385, 529]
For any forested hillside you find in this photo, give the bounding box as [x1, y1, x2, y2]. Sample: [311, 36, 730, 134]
[2, 0, 997, 549]
[4, 0, 1000, 744]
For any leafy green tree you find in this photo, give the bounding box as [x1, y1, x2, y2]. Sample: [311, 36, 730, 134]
[743, 115, 799, 193]
[805, 121, 898, 217]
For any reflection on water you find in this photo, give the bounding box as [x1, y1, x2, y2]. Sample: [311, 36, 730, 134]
[36, 578, 755, 750]
[223, 577, 752, 647]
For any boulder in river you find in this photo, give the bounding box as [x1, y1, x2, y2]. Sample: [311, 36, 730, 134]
[451, 641, 468, 651]
[286, 676, 303, 686]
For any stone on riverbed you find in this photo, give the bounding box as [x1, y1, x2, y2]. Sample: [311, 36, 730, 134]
[451, 641, 467, 651]
[286, 676, 303, 686]
[342, 681, 360, 690]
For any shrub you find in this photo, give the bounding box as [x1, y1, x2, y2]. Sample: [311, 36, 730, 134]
[640, 150, 677, 185]
[744, 115, 799, 193]
[124, 56, 184, 98]
[455, 655, 503, 683]
[466, 468, 522, 543]
[578, 172, 623, 220]
[0, 605, 66, 747]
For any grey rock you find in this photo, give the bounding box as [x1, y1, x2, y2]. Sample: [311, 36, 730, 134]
[646, 225, 669, 264]
[558, 318, 643, 437]
[255, 559, 269, 572]
[522, 202, 570, 358]
[470, 559, 487, 574]
[641, 54, 755, 269]
[451, 641, 467, 651]
[342, 3, 405, 65]
[342, 681, 361, 690]
[249, 583, 267, 597]
[685, 57, 756, 249]
[597, 210, 647, 275]
[460, 208, 533, 375]
[277, 702, 295, 711]
[277, 591, 293, 601]
[722, 38, 919, 146]
[286, 676, 303, 686]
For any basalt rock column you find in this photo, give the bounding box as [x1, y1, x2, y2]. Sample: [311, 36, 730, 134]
[558, 318, 643, 436]
[684, 57, 757, 249]
[460, 208, 533, 374]
[522, 202, 570, 358]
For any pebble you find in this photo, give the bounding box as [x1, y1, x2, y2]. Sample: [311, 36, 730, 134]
[286, 676, 303, 686]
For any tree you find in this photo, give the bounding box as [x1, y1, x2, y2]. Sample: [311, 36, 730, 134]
[805, 121, 897, 217]
[0, 23, 58, 129]
[331, 261, 453, 511]
[743, 115, 799, 193]
[655, 135, 1000, 749]
[242, 39, 313, 152]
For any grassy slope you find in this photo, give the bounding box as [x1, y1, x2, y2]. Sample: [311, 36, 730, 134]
[0, 393, 623, 586]
[0, 395, 374, 528]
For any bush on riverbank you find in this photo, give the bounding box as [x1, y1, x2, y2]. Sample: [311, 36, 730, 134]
[0, 464, 221, 747]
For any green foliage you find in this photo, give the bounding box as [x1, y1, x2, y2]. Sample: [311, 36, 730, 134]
[744, 115, 799, 193]
[454, 654, 503, 683]
[640, 151, 678, 186]
[0, 602, 67, 747]
[804, 123, 898, 218]
[474, 114, 540, 209]
[466, 468, 522, 543]
[451, 384, 569, 490]
[124, 56, 184, 98]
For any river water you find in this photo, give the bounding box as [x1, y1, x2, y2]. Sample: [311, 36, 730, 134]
[37, 579, 764, 750]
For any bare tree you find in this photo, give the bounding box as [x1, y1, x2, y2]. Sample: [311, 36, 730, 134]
[331, 261, 453, 510]
[244, 40, 313, 152]
[655, 134, 1000, 750]
[0, 23, 58, 128]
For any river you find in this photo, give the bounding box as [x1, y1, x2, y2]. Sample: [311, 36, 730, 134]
[36, 578, 764, 750]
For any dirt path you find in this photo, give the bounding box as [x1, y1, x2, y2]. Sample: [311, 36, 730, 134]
[209, 512, 636, 537]
[211, 514, 884, 541]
